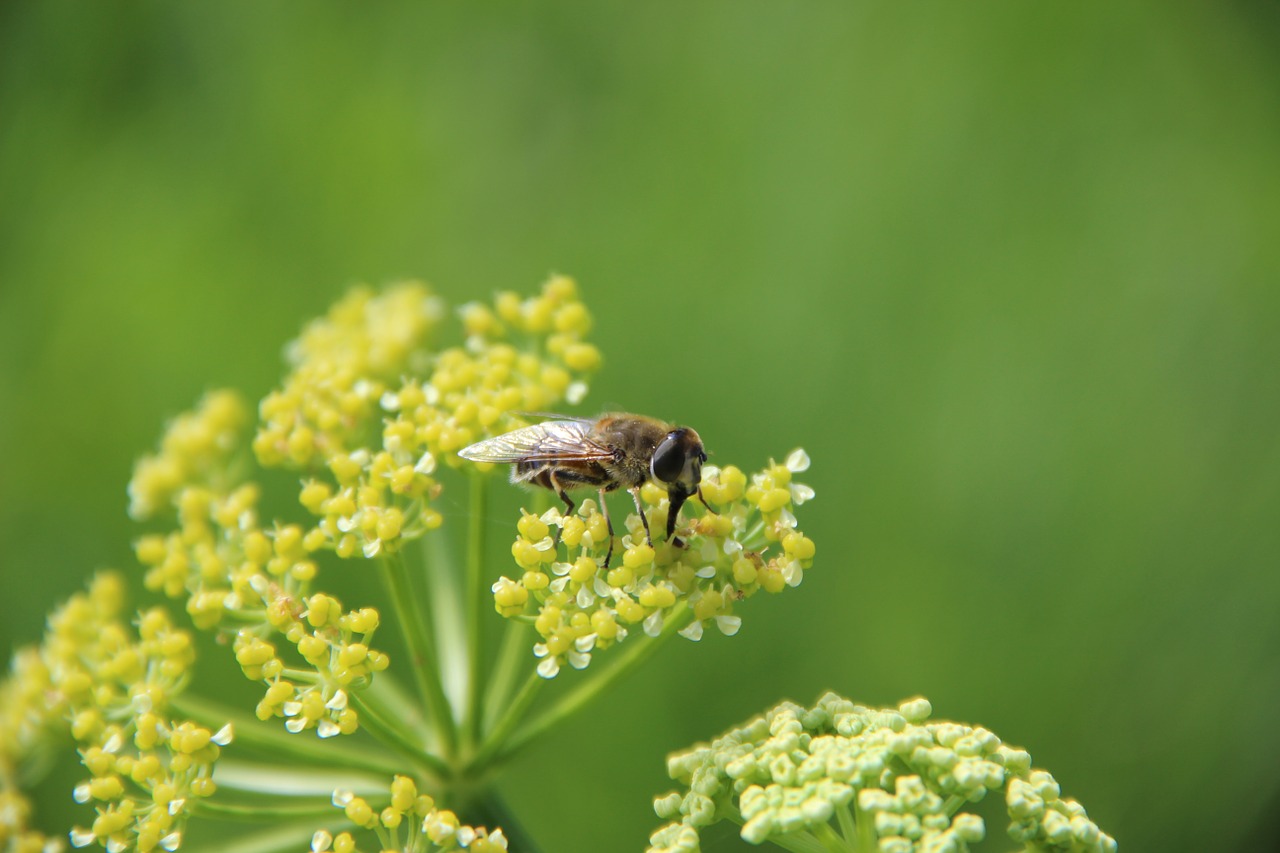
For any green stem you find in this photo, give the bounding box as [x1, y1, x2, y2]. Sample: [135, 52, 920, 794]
[855, 800, 877, 853]
[345, 691, 448, 781]
[425, 526, 468, 723]
[481, 616, 530, 733]
[496, 602, 691, 763]
[170, 694, 403, 776]
[464, 471, 488, 751]
[182, 818, 352, 853]
[378, 550, 458, 758]
[470, 670, 545, 769]
[190, 798, 336, 821]
[836, 802, 857, 847]
[772, 831, 833, 853]
[361, 669, 428, 741]
[813, 820, 852, 853]
[466, 790, 547, 853]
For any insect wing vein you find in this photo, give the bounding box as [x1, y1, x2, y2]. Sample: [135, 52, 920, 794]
[458, 420, 612, 463]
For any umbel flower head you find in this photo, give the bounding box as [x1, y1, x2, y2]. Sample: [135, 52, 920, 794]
[487, 450, 816, 678]
[124, 277, 601, 742]
[0, 573, 231, 853]
[648, 693, 1116, 853]
[2, 274, 824, 853]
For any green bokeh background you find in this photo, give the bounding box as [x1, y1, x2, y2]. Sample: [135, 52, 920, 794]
[3, 2, 1278, 851]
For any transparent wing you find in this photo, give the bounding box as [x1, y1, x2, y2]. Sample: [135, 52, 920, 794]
[457, 420, 614, 464]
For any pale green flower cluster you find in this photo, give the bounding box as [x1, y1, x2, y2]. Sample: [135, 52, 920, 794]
[0, 574, 231, 853]
[649, 693, 1116, 853]
[488, 451, 816, 678]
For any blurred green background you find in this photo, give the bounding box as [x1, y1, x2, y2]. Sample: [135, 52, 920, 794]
[3, 2, 1279, 851]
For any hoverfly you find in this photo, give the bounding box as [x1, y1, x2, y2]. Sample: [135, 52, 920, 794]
[458, 413, 709, 566]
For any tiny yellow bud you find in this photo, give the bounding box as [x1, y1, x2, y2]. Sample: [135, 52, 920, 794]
[299, 480, 332, 514]
[568, 556, 598, 583]
[134, 535, 168, 565]
[694, 589, 725, 621]
[639, 586, 676, 609]
[759, 567, 786, 593]
[756, 487, 792, 513]
[616, 596, 646, 623]
[89, 776, 124, 801]
[391, 776, 417, 811]
[590, 609, 619, 639]
[732, 558, 758, 585]
[338, 643, 368, 667]
[623, 543, 655, 570]
[554, 301, 591, 334]
[345, 797, 375, 828]
[517, 513, 550, 542]
[190, 777, 216, 797]
[562, 342, 601, 372]
[561, 515, 586, 547]
[606, 565, 634, 588]
[297, 634, 328, 663]
[783, 532, 816, 561]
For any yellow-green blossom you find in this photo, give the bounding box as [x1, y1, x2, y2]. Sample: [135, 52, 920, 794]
[314, 776, 508, 853]
[648, 693, 1116, 853]
[0, 574, 231, 853]
[4, 274, 846, 853]
[129, 391, 389, 739]
[489, 449, 815, 677]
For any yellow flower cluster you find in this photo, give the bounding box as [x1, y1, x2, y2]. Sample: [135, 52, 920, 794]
[130, 390, 389, 738]
[271, 275, 598, 560]
[384, 273, 600, 465]
[490, 449, 816, 677]
[2, 649, 62, 853]
[233, 591, 387, 737]
[126, 277, 602, 738]
[254, 283, 446, 468]
[128, 389, 248, 521]
[0, 574, 231, 853]
[316, 776, 508, 853]
[251, 282, 448, 560]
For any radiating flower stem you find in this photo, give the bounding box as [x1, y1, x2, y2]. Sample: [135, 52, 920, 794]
[496, 602, 691, 764]
[184, 818, 354, 853]
[170, 695, 403, 777]
[464, 471, 488, 751]
[482, 613, 531, 733]
[190, 798, 338, 822]
[470, 669, 545, 769]
[345, 691, 448, 781]
[835, 803, 857, 848]
[378, 550, 457, 759]
[813, 821, 852, 853]
[854, 801, 876, 852]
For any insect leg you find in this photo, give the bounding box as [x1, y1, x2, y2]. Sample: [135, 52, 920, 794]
[629, 487, 653, 546]
[598, 487, 615, 568]
[547, 470, 574, 547]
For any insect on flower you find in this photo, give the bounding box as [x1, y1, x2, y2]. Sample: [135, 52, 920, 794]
[458, 413, 709, 566]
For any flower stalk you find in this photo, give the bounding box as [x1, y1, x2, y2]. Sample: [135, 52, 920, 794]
[378, 550, 457, 759]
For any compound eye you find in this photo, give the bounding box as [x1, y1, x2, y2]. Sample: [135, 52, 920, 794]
[651, 432, 686, 484]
